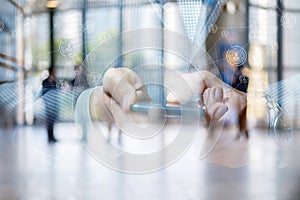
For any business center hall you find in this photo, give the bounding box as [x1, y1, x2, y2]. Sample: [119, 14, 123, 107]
[0, 0, 300, 199]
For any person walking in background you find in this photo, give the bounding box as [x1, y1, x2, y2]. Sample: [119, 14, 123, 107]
[220, 48, 249, 137]
[71, 64, 89, 96]
[71, 64, 90, 141]
[42, 67, 58, 143]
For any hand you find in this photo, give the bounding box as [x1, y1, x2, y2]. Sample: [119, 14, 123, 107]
[166, 70, 247, 120]
[89, 68, 151, 123]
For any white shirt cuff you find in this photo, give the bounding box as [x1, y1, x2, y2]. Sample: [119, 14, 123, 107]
[75, 87, 95, 124]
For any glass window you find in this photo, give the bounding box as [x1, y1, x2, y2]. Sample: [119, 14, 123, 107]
[54, 10, 82, 79]
[249, 0, 276, 8]
[249, 7, 277, 46]
[28, 13, 50, 71]
[282, 12, 300, 69]
[284, 0, 300, 10]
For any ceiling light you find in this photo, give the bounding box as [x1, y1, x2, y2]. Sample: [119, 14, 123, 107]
[46, 0, 59, 9]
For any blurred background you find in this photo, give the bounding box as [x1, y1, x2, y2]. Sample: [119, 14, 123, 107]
[1, 0, 300, 128]
[1, 0, 300, 199]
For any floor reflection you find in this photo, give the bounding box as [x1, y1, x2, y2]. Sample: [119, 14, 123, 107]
[0, 123, 299, 199]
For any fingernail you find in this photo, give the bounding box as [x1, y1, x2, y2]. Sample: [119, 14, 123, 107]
[166, 93, 177, 103]
[136, 90, 150, 102]
[214, 105, 228, 120]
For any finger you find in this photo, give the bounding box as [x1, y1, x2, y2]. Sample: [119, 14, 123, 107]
[166, 93, 178, 103]
[103, 68, 150, 112]
[166, 73, 198, 103]
[103, 92, 129, 124]
[104, 91, 153, 126]
[89, 86, 115, 122]
[203, 86, 227, 119]
[214, 87, 223, 102]
[209, 87, 216, 108]
[207, 102, 228, 120]
[203, 88, 210, 107]
[166, 71, 224, 103]
[101, 92, 117, 124]
[199, 71, 224, 93]
[135, 85, 152, 102]
[203, 86, 224, 106]
[181, 71, 224, 96]
[121, 73, 152, 110]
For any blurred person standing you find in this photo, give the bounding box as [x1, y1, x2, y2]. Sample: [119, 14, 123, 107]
[71, 64, 89, 95]
[42, 67, 58, 143]
[71, 64, 89, 141]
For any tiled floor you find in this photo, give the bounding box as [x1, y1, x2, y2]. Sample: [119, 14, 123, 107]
[0, 122, 300, 200]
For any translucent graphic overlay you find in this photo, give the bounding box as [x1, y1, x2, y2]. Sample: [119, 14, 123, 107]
[226, 46, 247, 66]
[74, 29, 226, 173]
[263, 74, 300, 146]
[59, 38, 80, 58]
[281, 13, 297, 29]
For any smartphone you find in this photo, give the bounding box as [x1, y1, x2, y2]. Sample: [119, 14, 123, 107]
[130, 102, 205, 118]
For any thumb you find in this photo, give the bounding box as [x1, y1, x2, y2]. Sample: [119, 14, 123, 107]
[166, 73, 202, 103]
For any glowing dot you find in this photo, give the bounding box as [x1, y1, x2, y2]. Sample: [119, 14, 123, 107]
[218, 0, 226, 6]
[56, 80, 68, 91]
[226, 46, 247, 66]
[208, 24, 218, 34]
[221, 30, 229, 37]
[281, 13, 296, 29]
[59, 38, 79, 58]
[239, 75, 248, 84]
[83, 21, 95, 33]
[87, 72, 100, 87]
[268, 45, 278, 55]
